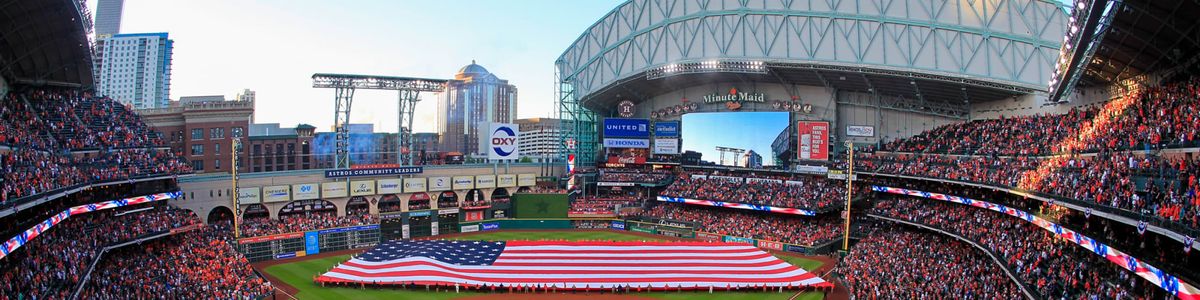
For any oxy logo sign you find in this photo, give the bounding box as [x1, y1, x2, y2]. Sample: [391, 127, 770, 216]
[489, 123, 519, 160]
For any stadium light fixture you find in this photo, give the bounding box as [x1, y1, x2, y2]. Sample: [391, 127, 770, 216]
[646, 60, 768, 80]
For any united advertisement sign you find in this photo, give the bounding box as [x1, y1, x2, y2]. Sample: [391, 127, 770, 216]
[603, 118, 650, 138]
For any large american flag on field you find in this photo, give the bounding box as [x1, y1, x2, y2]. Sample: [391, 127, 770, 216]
[316, 240, 826, 290]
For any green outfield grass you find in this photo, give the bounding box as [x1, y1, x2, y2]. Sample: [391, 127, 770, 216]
[261, 230, 827, 300]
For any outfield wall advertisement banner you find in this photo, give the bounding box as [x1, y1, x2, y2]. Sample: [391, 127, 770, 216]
[497, 174, 517, 188]
[481, 222, 500, 231]
[321, 182, 348, 198]
[611, 220, 626, 230]
[475, 175, 496, 189]
[796, 121, 829, 161]
[452, 176, 474, 190]
[262, 186, 291, 203]
[517, 173, 536, 187]
[429, 177, 452, 191]
[376, 179, 402, 194]
[403, 178, 427, 193]
[350, 180, 376, 196]
[722, 236, 757, 245]
[488, 123, 520, 160]
[461, 224, 479, 233]
[695, 232, 722, 242]
[758, 240, 784, 251]
[292, 183, 319, 200]
[305, 231, 320, 255]
[237, 187, 261, 204]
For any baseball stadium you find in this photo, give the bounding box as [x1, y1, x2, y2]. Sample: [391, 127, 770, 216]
[2, 0, 1200, 299]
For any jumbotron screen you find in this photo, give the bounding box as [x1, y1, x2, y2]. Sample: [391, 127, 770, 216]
[682, 112, 789, 167]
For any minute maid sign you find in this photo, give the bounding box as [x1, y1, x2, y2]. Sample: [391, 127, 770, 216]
[703, 87, 765, 104]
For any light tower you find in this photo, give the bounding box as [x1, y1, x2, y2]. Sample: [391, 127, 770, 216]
[312, 74, 448, 168]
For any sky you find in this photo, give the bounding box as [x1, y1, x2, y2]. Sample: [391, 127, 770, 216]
[682, 112, 789, 166]
[89, 0, 625, 133]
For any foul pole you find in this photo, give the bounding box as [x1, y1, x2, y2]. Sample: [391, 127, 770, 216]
[842, 140, 854, 251]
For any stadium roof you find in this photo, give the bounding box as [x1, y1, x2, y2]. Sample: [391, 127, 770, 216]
[583, 64, 1026, 119]
[0, 0, 95, 87]
[1051, 0, 1200, 101]
[1082, 0, 1200, 85]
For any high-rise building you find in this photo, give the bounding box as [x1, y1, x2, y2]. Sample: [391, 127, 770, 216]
[94, 32, 173, 109]
[94, 0, 124, 36]
[515, 117, 562, 162]
[437, 61, 517, 156]
[741, 150, 763, 169]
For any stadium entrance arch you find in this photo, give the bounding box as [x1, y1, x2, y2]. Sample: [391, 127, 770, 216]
[408, 192, 431, 211]
[490, 188, 511, 203]
[243, 204, 269, 221]
[207, 206, 234, 224]
[346, 196, 369, 216]
[436, 191, 458, 209]
[378, 194, 401, 213]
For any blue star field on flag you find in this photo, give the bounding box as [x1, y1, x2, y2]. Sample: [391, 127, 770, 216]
[358, 240, 506, 266]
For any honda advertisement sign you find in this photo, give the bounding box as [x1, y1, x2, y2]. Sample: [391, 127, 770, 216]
[653, 138, 679, 154]
[796, 121, 829, 161]
[488, 123, 520, 160]
[603, 138, 649, 148]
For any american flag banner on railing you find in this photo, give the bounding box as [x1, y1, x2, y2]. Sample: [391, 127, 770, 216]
[316, 240, 826, 290]
[872, 185, 1200, 300]
[655, 196, 817, 216]
[0, 191, 181, 260]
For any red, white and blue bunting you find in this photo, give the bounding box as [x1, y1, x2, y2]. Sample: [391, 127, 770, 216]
[872, 186, 1200, 300]
[0, 191, 182, 260]
[655, 196, 817, 216]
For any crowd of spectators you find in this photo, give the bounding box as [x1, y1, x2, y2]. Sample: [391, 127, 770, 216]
[839, 227, 1024, 299]
[0, 204, 199, 299]
[519, 186, 569, 194]
[660, 172, 845, 211]
[863, 79, 1200, 232]
[570, 195, 640, 215]
[1, 89, 191, 204]
[870, 197, 1165, 299]
[864, 151, 1200, 229]
[79, 222, 272, 299]
[598, 169, 672, 184]
[639, 203, 841, 246]
[238, 210, 378, 237]
[881, 79, 1200, 155]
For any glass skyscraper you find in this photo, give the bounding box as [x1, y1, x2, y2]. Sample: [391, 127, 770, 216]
[437, 61, 518, 156]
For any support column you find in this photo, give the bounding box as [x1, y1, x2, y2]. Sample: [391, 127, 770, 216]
[333, 86, 355, 169]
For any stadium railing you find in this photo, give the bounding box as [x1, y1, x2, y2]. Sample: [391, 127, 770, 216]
[861, 171, 1200, 242]
[0, 172, 184, 219]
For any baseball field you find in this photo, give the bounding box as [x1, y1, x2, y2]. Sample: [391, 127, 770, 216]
[258, 230, 830, 300]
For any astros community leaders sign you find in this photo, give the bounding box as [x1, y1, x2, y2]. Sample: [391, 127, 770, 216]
[324, 166, 423, 178]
